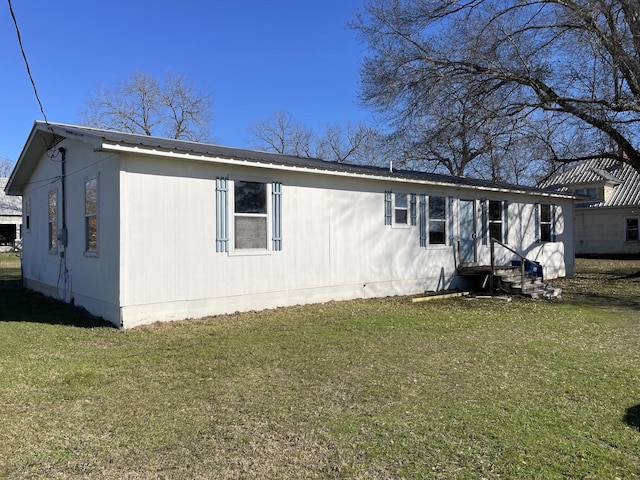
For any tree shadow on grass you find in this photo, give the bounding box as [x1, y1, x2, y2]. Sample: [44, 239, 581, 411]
[552, 286, 640, 312]
[551, 268, 640, 312]
[613, 270, 640, 280]
[623, 405, 640, 431]
[0, 280, 115, 329]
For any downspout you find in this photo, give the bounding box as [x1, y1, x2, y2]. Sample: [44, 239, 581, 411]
[58, 147, 68, 248]
[57, 146, 71, 303]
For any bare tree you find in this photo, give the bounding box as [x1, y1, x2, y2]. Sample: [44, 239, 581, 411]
[0, 157, 15, 177]
[316, 122, 387, 164]
[248, 111, 314, 157]
[403, 82, 499, 177]
[248, 112, 392, 166]
[160, 73, 213, 141]
[81, 71, 212, 141]
[353, 0, 640, 176]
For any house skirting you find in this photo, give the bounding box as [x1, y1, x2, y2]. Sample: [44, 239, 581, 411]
[118, 274, 470, 329]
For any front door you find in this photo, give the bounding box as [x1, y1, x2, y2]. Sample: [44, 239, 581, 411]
[459, 200, 477, 264]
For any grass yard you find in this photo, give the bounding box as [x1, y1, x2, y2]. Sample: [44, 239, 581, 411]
[0, 252, 21, 281]
[0, 259, 639, 479]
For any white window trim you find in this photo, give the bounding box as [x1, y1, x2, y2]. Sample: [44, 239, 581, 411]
[392, 192, 411, 229]
[539, 203, 553, 243]
[84, 175, 99, 257]
[488, 199, 504, 244]
[427, 195, 447, 246]
[229, 178, 273, 256]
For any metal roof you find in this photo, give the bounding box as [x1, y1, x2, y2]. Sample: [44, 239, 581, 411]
[0, 178, 21, 215]
[6, 121, 572, 199]
[540, 158, 640, 208]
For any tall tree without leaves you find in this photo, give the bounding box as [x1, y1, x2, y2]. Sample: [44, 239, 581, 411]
[82, 72, 212, 141]
[248, 111, 314, 157]
[248, 111, 391, 165]
[354, 0, 640, 176]
[0, 157, 14, 177]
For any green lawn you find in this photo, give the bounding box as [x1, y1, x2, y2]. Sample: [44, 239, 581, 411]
[0, 259, 639, 479]
[0, 252, 21, 281]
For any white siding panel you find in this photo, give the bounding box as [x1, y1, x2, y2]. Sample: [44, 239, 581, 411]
[122, 167, 216, 305]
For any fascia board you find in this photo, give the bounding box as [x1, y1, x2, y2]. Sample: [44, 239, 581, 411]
[102, 142, 574, 201]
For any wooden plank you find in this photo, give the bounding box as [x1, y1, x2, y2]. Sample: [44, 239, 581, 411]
[412, 291, 470, 303]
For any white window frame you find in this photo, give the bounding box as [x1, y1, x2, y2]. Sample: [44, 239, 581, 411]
[230, 178, 272, 255]
[393, 192, 409, 227]
[427, 195, 447, 245]
[540, 204, 553, 243]
[84, 175, 99, 256]
[488, 200, 503, 244]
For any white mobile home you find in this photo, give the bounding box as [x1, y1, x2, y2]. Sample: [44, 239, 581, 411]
[5, 122, 575, 328]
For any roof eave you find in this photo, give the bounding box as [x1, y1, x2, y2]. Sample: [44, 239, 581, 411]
[101, 141, 574, 199]
[5, 121, 104, 196]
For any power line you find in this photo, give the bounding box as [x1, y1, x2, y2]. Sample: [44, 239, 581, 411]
[7, 0, 49, 124]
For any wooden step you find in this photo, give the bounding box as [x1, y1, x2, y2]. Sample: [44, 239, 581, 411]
[458, 263, 561, 299]
[493, 269, 561, 299]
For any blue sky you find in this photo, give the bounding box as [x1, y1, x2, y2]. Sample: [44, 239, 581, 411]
[1, 0, 370, 163]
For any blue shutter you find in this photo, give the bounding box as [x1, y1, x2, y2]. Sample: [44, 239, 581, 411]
[447, 196, 454, 246]
[481, 200, 488, 245]
[272, 182, 282, 251]
[419, 194, 427, 247]
[534, 202, 540, 243]
[503, 200, 509, 245]
[410, 193, 417, 226]
[384, 191, 392, 225]
[551, 204, 557, 242]
[215, 178, 229, 253]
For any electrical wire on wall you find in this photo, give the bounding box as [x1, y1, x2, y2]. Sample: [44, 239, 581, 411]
[57, 252, 72, 303]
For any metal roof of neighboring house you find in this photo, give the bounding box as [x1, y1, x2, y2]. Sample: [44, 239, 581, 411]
[6, 121, 573, 199]
[0, 178, 21, 215]
[540, 157, 640, 207]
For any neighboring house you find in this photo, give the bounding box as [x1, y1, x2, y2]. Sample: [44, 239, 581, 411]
[541, 158, 640, 257]
[5, 121, 575, 328]
[0, 177, 21, 252]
